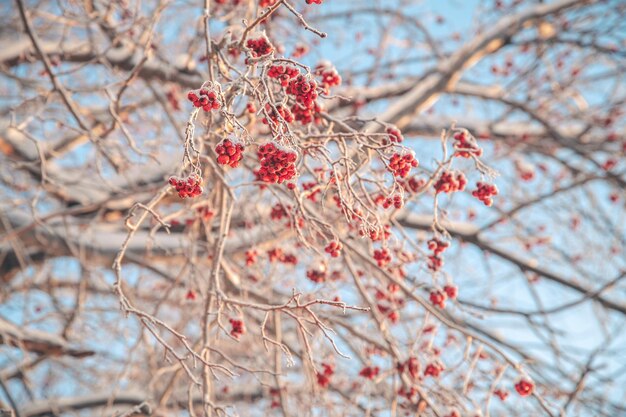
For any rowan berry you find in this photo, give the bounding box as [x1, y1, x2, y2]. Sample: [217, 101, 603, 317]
[373, 248, 392, 267]
[429, 289, 447, 308]
[472, 182, 498, 206]
[229, 318, 245, 339]
[434, 171, 467, 194]
[168, 175, 203, 199]
[453, 131, 482, 158]
[514, 378, 534, 397]
[245, 35, 274, 58]
[359, 366, 379, 380]
[324, 241, 342, 257]
[215, 138, 245, 168]
[257, 142, 298, 184]
[187, 88, 220, 111]
[388, 152, 418, 178]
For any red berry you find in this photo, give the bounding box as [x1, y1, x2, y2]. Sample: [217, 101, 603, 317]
[429, 290, 447, 308]
[514, 378, 534, 397]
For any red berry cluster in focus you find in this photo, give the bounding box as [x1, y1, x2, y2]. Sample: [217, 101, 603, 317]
[472, 182, 498, 206]
[187, 88, 221, 111]
[325, 241, 342, 257]
[168, 175, 203, 199]
[268, 64, 299, 87]
[388, 153, 418, 178]
[229, 318, 245, 339]
[246, 35, 274, 58]
[434, 171, 467, 194]
[453, 131, 482, 158]
[256, 142, 297, 183]
[286, 75, 318, 109]
[514, 378, 534, 397]
[215, 138, 244, 168]
[317, 362, 334, 388]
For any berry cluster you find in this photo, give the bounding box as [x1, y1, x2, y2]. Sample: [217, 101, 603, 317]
[472, 182, 498, 206]
[428, 238, 449, 256]
[398, 356, 420, 380]
[306, 0, 323, 4]
[494, 389, 509, 401]
[196, 206, 214, 221]
[215, 138, 244, 168]
[262, 104, 294, 126]
[388, 153, 419, 178]
[386, 126, 404, 143]
[306, 268, 326, 283]
[381, 194, 403, 209]
[267, 248, 297, 265]
[453, 131, 482, 158]
[514, 378, 534, 397]
[267, 64, 299, 87]
[245, 250, 257, 266]
[428, 255, 443, 271]
[443, 284, 458, 300]
[424, 361, 445, 378]
[292, 102, 322, 125]
[429, 289, 447, 308]
[366, 225, 391, 242]
[270, 203, 289, 221]
[257, 142, 297, 183]
[325, 241, 342, 257]
[269, 388, 280, 409]
[168, 175, 203, 199]
[427, 238, 449, 272]
[434, 171, 467, 194]
[373, 248, 392, 267]
[187, 88, 221, 111]
[315, 61, 341, 92]
[359, 366, 380, 380]
[316, 362, 334, 388]
[229, 318, 245, 339]
[402, 176, 426, 193]
[286, 75, 318, 109]
[246, 35, 274, 58]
